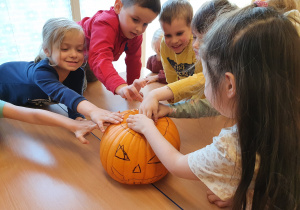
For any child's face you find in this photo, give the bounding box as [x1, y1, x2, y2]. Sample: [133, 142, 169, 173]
[116, 3, 157, 39]
[192, 30, 204, 60]
[47, 30, 85, 72]
[161, 18, 192, 54]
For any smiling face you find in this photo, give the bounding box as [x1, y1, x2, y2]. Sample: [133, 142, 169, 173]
[45, 29, 85, 73]
[115, 1, 157, 39]
[161, 18, 192, 54]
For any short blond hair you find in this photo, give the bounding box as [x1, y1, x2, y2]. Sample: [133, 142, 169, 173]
[159, 0, 193, 26]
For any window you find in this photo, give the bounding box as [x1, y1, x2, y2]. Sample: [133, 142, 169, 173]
[79, 0, 111, 18]
[0, 0, 72, 64]
[0, 0, 251, 71]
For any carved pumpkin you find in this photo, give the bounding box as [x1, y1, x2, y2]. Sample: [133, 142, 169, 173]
[100, 109, 180, 184]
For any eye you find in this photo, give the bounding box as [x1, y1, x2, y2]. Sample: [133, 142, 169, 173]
[143, 23, 148, 27]
[132, 18, 139, 23]
[164, 34, 171, 38]
[77, 49, 84, 52]
[61, 48, 68, 51]
[176, 32, 183, 36]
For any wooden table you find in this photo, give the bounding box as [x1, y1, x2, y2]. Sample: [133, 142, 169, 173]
[0, 68, 232, 209]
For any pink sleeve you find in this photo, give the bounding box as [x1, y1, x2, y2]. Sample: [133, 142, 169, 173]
[88, 20, 126, 93]
[124, 36, 142, 85]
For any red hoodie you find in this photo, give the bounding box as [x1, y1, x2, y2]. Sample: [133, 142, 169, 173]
[78, 7, 142, 93]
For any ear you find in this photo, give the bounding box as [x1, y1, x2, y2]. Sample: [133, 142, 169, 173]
[224, 72, 236, 99]
[114, 0, 123, 14]
[43, 48, 50, 57]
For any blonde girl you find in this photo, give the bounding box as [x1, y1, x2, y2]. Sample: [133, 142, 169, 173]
[0, 18, 122, 132]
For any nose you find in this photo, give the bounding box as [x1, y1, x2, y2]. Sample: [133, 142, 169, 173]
[171, 37, 179, 45]
[136, 24, 146, 35]
[70, 49, 78, 58]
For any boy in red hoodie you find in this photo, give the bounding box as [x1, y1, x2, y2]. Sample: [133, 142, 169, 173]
[78, 0, 161, 101]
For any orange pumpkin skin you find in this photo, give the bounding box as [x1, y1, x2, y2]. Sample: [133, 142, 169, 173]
[100, 109, 180, 184]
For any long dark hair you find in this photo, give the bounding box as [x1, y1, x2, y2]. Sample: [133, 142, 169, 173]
[201, 6, 300, 210]
[191, 0, 237, 35]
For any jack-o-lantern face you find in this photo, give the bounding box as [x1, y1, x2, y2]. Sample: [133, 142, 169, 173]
[100, 110, 181, 184]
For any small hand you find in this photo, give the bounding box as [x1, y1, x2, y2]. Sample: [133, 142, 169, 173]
[207, 190, 233, 208]
[156, 103, 173, 121]
[133, 78, 147, 89]
[139, 93, 159, 120]
[74, 120, 98, 144]
[90, 109, 123, 132]
[145, 75, 159, 84]
[126, 114, 155, 134]
[118, 79, 147, 102]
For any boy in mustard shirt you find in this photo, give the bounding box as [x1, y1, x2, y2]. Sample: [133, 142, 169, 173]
[159, 0, 202, 84]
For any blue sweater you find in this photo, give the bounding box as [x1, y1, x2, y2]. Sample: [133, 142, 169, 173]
[0, 59, 86, 119]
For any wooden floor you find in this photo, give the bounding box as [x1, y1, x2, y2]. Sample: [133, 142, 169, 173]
[0, 68, 232, 209]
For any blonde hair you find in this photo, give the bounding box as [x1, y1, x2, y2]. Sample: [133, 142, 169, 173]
[151, 28, 164, 53]
[34, 17, 85, 63]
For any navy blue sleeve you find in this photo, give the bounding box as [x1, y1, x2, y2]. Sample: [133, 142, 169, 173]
[63, 68, 86, 119]
[33, 64, 86, 119]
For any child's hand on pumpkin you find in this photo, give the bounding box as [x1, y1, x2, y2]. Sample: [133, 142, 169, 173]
[126, 114, 155, 134]
[90, 109, 123, 132]
[139, 92, 159, 120]
[139, 86, 174, 121]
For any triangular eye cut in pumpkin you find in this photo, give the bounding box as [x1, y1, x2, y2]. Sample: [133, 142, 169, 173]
[115, 144, 130, 161]
[147, 155, 161, 164]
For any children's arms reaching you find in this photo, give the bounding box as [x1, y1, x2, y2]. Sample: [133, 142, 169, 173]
[2, 102, 97, 144]
[115, 78, 147, 102]
[76, 100, 123, 132]
[139, 86, 174, 121]
[126, 114, 197, 180]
